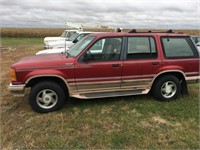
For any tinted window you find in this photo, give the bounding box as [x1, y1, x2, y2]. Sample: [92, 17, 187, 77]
[161, 37, 197, 58]
[126, 37, 157, 60]
[82, 37, 122, 62]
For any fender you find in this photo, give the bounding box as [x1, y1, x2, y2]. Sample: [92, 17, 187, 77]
[149, 69, 186, 89]
[24, 69, 73, 89]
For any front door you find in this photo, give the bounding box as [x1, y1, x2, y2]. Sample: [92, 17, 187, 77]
[75, 37, 123, 94]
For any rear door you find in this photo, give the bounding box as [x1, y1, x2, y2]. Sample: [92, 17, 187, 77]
[121, 36, 161, 92]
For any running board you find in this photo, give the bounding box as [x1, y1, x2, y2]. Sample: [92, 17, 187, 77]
[71, 89, 149, 99]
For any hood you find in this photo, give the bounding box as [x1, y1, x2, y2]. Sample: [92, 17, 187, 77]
[48, 40, 73, 49]
[12, 53, 74, 70]
[44, 37, 65, 42]
[36, 48, 68, 55]
[49, 40, 72, 46]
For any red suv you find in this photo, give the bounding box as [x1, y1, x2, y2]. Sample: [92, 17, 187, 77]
[9, 30, 200, 113]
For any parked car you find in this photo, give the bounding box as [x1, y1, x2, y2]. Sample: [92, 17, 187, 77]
[9, 30, 200, 113]
[191, 35, 200, 44]
[36, 48, 68, 55]
[44, 29, 79, 49]
[44, 32, 91, 49]
[196, 42, 200, 53]
[36, 35, 103, 55]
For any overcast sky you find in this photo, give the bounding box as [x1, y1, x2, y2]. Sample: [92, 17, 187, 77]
[1, 0, 199, 29]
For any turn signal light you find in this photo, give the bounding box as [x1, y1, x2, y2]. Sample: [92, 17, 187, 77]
[10, 69, 17, 81]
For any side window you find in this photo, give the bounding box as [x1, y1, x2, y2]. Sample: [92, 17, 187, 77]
[161, 37, 197, 58]
[82, 37, 122, 62]
[127, 37, 157, 60]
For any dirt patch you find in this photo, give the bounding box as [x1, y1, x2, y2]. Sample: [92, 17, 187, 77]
[152, 116, 181, 127]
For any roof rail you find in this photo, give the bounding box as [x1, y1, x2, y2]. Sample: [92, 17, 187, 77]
[128, 29, 176, 33]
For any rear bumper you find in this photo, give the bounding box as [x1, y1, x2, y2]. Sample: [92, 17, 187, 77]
[9, 83, 25, 97]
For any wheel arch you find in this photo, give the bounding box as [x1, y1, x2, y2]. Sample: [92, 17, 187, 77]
[150, 70, 188, 94]
[25, 75, 70, 96]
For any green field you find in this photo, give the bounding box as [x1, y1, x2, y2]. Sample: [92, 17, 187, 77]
[1, 37, 200, 149]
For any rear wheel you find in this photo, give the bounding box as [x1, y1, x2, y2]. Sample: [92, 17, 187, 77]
[152, 75, 181, 101]
[29, 81, 66, 113]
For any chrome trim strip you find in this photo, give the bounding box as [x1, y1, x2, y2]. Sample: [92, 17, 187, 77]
[185, 76, 200, 84]
[75, 76, 121, 82]
[122, 75, 155, 79]
[185, 72, 200, 75]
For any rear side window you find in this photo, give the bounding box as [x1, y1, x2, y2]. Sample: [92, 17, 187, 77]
[126, 37, 157, 60]
[161, 37, 198, 58]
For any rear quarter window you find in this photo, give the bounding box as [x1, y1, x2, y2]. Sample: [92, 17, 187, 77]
[161, 37, 198, 58]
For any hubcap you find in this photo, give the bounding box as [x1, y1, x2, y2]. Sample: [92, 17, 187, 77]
[161, 81, 177, 98]
[36, 89, 58, 109]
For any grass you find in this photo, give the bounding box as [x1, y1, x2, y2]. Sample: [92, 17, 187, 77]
[1, 37, 43, 45]
[1, 37, 200, 149]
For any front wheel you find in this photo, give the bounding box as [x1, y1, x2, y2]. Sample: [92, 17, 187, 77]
[29, 81, 66, 113]
[152, 75, 181, 101]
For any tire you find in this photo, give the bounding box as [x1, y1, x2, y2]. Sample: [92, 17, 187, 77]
[152, 75, 181, 101]
[29, 81, 66, 113]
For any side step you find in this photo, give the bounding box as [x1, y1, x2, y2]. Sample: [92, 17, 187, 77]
[71, 89, 149, 99]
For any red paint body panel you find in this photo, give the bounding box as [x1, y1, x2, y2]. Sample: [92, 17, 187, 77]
[10, 32, 199, 91]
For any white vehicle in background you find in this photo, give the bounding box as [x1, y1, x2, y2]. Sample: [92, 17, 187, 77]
[36, 32, 91, 55]
[36, 47, 67, 55]
[38, 22, 122, 55]
[43, 29, 80, 49]
[191, 35, 200, 44]
[43, 22, 88, 49]
[191, 35, 200, 53]
[196, 42, 200, 53]
[36, 35, 105, 55]
[44, 32, 92, 49]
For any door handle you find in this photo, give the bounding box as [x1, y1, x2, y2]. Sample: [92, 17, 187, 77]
[152, 62, 159, 65]
[112, 64, 120, 67]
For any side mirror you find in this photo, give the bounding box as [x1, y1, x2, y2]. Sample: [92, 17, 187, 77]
[73, 39, 78, 43]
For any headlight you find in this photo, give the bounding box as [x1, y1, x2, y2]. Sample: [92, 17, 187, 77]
[10, 69, 17, 82]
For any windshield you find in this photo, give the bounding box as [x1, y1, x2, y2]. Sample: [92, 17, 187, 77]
[66, 31, 76, 38]
[68, 35, 95, 57]
[60, 31, 66, 37]
[68, 33, 79, 41]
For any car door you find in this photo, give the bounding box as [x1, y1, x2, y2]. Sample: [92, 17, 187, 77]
[121, 36, 161, 92]
[74, 37, 123, 94]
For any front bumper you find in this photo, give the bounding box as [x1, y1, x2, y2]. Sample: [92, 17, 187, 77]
[9, 83, 25, 97]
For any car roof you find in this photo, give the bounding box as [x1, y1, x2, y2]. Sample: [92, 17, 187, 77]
[89, 32, 189, 38]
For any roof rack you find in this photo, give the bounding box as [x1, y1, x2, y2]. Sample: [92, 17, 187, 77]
[128, 29, 175, 33]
